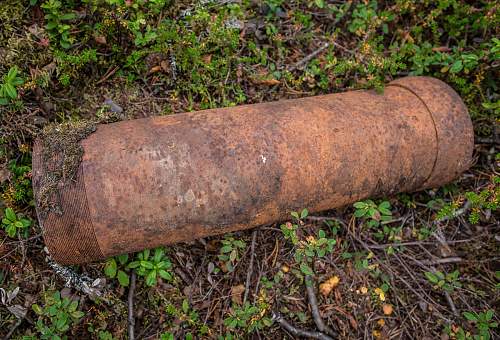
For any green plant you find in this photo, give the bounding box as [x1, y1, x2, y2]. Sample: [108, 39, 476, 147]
[281, 209, 336, 275]
[163, 299, 209, 336]
[97, 330, 116, 340]
[31, 291, 85, 339]
[53, 48, 98, 85]
[342, 251, 373, 271]
[41, 0, 77, 49]
[223, 301, 272, 332]
[1, 157, 33, 206]
[466, 175, 499, 224]
[436, 175, 499, 224]
[103, 254, 130, 287]
[354, 200, 392, 228]
[296, 228, 336, 275]
[0, 66, 24, 105]
[1, 207, 31, 238]
[348, 1, 394, 36]
[425, 270, 462, 292]
[128, 247, 173, 286]
[218, 235, 246, 272]
[463, 310, 498, 340]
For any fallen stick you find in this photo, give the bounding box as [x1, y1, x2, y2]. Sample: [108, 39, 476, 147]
[243, 230, 258, 304]
[128, 272, 137, 340]
[272, 312, 333, 340]
[305, 275, 338, 338]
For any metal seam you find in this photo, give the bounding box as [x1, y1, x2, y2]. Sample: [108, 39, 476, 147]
[387, 83, 439, 188]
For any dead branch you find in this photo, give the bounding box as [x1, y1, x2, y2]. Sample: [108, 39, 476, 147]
[272, 312, 334, 340]
[128, 271, 137, 340]
[244, 229, 258, 304]
[305, 275, 338, 338]
[288, 42, 330, 71]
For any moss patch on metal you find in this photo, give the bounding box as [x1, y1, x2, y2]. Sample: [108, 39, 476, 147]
[35, 115, 119, 218]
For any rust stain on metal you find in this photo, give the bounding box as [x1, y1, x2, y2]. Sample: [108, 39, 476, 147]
[32, 77, 474, 264]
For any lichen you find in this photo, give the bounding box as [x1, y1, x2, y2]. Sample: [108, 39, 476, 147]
[36, 114, 119, 217]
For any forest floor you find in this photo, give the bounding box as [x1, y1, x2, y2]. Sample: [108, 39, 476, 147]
[0, 1, 499, 339]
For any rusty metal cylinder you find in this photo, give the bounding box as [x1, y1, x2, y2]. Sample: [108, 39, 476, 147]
[32, 77, 473, 264]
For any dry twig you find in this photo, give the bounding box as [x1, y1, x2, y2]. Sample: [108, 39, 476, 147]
[243, 229, 258, 304]
[128, 272, 137, 340]
[272, 312, 334, 340]
[305, 275, 338, 338]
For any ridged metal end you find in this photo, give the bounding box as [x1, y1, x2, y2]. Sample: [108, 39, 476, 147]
[32, 140, 104, 265]
[388, 77, 474, 189]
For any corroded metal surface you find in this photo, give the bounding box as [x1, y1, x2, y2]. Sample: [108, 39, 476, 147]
[32, 76, 474, 264]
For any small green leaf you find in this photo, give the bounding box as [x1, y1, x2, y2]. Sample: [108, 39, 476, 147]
[104, 259, 117, 278]
[4, 83, 17, 99]
[315, 0, 325, 8]
[127, 261, 140, 269]
[300, 208, 309, 219]
[117, 270, 130, 287]
[450, 59, 463, 73]
[71, 310, 84, 319]
[117, 254, 129, 265]
[60, 12, 77, 20]
[6, 66, 18, 81]
[354, 209, 366, 217]
[46, 21, 58, 30]
[32, 304, 43, 315]
[221, 245, 233, 253]
[141, 261, 154, 269]
[6, 224, 16, 237]
[300, 262, 314, 276]
[153, 248, 164, 263]
[20, 218, 31, 227]
[463, 311, 478, 322]
[378, 201, 390, 209]
[353, 202, 365, 209]
[68, 300, 78, 312]
[425, 272, 439, 284]
[146, 269, 157, 286]
[229, 249, 237, 262]
[158, 269, 172, 281]
[60, 40, 71, 49]
[56, 316, 68, 330]
[5, 208, 16, 221]
[182, 299, 189, 313]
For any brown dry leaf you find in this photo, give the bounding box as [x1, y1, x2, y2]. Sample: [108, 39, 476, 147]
[205, 240, 219, 252]
[0, 165, 10, 184]
[382, 304, 393, 315]
[202, 54, 212, 64]
[160, 60, 169, 72]
[252, 78, 280, 86]
[319, 275, 340, 296]
[149, 66, 163, 74]
[432, 46, 451, 52]
[230, 284, 245, 305]
[94, 35, 107, 45]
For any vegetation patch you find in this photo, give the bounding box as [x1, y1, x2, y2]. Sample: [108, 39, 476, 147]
[0, 0, 498, 339]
